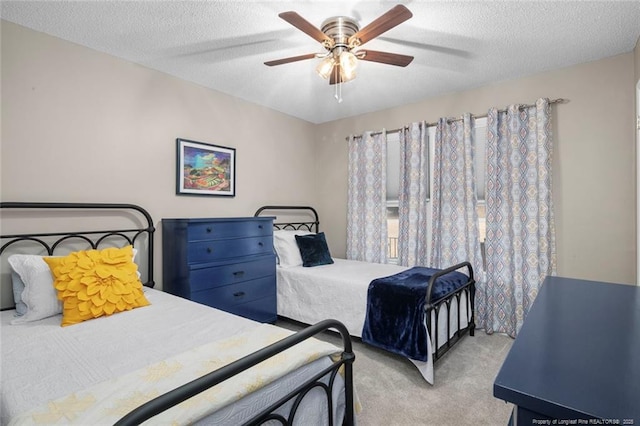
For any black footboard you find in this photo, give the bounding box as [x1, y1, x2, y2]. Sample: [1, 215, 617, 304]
[425, 261, 476, 361]
[116, 319, 355, 426]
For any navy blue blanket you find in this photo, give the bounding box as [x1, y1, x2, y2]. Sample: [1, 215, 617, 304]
[361, 267, 469, 361]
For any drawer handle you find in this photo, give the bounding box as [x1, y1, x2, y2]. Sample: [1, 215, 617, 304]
[258, 225, 263, 229]
[233, 291, 246, 298]
[233, 271, 245, 278]
[206, 227, 212, 233]
[258, 242, 263, 247]
[206, 247, 213, 254]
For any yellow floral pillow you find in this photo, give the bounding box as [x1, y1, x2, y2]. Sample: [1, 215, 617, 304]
[44, 245, 150, 327]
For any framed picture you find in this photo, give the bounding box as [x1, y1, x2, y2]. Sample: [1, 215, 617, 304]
[176, 138, 236, 197]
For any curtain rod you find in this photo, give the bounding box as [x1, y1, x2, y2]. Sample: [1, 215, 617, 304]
[346, 98, 567, 140]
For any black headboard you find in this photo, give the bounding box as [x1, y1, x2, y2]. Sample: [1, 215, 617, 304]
[1, 202, 155, 309]
[254, 206, 319, 232]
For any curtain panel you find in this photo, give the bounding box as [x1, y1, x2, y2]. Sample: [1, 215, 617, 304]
[479, 98, 557, 337]
[397, 122, 430, 267]
[430, 114, 484, 279]
[346, 132, 388, 263]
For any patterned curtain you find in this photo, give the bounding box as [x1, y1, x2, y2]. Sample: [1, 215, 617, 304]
[397, 122, 430, 266]
[346, 131, 388, 263]
[479, 98, 556, 337]
[430, 114, 484, 279]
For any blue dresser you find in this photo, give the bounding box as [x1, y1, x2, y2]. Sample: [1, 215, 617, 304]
[494, 276, 640, 424]
[162, 217, 277, 323]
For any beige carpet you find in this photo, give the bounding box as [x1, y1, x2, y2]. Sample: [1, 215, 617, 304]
[277, 318, 514, 426]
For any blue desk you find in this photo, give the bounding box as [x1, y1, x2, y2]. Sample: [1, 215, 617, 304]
[493, 276, 640, 424]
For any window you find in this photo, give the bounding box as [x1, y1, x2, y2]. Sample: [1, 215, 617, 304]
[385, 118, 487, 263]
[386, 204, 399, 260]
[386, 132, 401, 262]
[475, 118, 487, 243]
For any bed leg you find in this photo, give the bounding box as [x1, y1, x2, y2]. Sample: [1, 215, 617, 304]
[343, 352, 356, 426]
[469, 281, 476, 337]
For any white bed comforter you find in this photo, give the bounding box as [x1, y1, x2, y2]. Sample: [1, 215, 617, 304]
[1, 288, 346, 425]
[278, 258, 408, 337]
[277, 258, 470, 384]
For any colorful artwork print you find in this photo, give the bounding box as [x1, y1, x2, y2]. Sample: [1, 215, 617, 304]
[183, 147, 231, 190]
[177, 139, 236, 197]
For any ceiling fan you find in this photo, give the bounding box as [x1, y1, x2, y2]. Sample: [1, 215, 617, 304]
[264, 4, 414, 86]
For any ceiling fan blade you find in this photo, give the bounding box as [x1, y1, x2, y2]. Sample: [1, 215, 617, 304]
[264, 53, 317, 66]
[278, 11, 332, 44]
[379, 37, 473, 59]
[358, 50, 414, 67]
[349, 4, 413, 46]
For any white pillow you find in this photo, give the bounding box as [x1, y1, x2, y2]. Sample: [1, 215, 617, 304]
[273, 230, 313, 268]
[7, 249, 139, 324]
[8, 254, 62, 324]
[11, 271, 28, 316]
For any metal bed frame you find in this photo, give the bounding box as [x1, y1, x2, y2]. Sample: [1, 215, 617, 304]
[1, 202, 355, 425]
[0, 202, 156, 289]
[254, 205, 476, 363]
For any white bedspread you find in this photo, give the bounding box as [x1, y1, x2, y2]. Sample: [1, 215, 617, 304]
[277, 258, 471, 384]
[278, 259, 408, 337]
[1, 288, 346, 425]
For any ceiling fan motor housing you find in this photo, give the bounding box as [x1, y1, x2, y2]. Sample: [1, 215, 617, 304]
[321, 16, 360, 52]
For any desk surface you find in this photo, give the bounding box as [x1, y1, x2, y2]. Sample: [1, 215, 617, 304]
[493, 276, 640, 421]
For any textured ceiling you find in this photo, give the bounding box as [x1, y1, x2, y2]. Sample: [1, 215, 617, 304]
[2, 1, 640, 124]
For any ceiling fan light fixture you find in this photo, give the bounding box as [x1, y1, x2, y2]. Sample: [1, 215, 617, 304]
[339, 50, 358, 81]
[267, 5, 414, 101]
[340, 68, 356, 83]
[316, 56, 336, 79]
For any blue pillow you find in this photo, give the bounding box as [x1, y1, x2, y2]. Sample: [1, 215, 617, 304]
[295, 232, 334, 267]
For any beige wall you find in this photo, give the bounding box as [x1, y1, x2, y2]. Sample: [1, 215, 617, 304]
[1, 21, 317, 292]
[314, 53, 637, 285]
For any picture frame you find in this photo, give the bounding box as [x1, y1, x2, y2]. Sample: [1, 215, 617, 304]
[176, 138, 236, 197]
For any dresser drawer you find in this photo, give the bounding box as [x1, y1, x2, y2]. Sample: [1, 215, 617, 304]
[189, 256, 275, 292]
[190, 276, 275, 308]
[187, 236, 273, 263]
[224, 296, 277, 323]
[188, 220, 272, 242]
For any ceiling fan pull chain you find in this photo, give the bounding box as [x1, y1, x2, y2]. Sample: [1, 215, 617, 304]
[335, 81, 343, 103]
